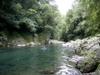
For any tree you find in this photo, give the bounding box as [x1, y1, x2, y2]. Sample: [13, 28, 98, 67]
[0, 0, 64, 42]
[62, 0, 100, 41]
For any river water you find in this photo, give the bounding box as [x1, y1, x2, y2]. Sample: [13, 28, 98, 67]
[0, 45, 81, 75]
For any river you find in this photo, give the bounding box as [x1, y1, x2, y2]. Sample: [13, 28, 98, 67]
[0, 45, 81, 75]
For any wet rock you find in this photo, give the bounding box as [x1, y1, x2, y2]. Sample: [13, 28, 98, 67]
[56, 65, 82, 75]
[82, 72, 96, 75]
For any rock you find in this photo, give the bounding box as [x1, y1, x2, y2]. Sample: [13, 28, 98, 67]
[95, 64, 100, 75]
[82, 72, 96, 75]
[69, 55, 85, 67]
[61, 36, 100, 74]
[69, 50, 98, 73]
[17, 44, 26, 47]
[26, 42, 35, 47]
[56, 65, 82, 75]
[62, 36, 100, 53]
[96, 49, 100, 63]
[49, 40, 65, 45]
[76, 58, 98, 73]
[0, 42, 3, 47]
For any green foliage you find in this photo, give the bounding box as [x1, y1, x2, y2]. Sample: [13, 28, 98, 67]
[1, 0, 99, 42]
[0, 0, 64, 41]
[19, 18, 37, 32]
[62, 0, 100, 41]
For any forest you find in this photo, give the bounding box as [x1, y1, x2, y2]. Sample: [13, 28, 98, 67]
[0, 0, 100, 75]
[0, 0, 100, 43]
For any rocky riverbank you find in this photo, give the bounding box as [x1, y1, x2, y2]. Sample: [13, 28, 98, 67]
[63, 36, 100, 75]
[50, 35, 100, 75]
[0, 35, 38, 47]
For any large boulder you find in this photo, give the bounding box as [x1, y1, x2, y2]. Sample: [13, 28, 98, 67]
[69, 50, 98, 73]
[76, 57, 98, 73]
[63, 36, 100, 54]
[56, 65, 82, 75]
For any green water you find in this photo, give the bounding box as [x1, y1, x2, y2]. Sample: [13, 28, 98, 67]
[0, 45, 67, 75]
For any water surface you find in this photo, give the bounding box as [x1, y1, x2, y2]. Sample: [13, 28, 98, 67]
[0, 45, 66, 75]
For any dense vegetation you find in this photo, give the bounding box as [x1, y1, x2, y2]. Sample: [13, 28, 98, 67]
[62, 0, 100, 41]
[0, 0, 65, 43]
[0, 0, 100, 43]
